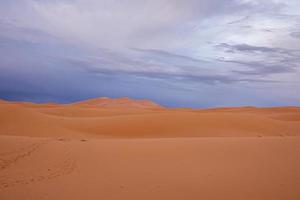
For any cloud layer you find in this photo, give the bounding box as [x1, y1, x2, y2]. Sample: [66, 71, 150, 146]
[0, 0, 300, 107]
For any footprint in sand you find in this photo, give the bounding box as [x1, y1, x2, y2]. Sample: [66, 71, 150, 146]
[0, 141, 46, 171]
[0, 143, 76, 190]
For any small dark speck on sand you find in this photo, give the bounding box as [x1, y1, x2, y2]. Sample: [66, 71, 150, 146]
[57, 138, 70, 142]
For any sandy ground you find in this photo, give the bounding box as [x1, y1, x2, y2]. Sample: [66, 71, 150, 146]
[0, 98, 300, 199]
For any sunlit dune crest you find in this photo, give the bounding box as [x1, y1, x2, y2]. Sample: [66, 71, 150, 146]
[71, 97, 164, 109]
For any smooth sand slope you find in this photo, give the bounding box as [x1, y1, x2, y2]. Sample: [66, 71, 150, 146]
[1, 98, 300, 138]
[1, 98, 300, 200]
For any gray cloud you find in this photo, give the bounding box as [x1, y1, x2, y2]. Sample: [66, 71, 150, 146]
[216, 43, 281, 53]
[69, 48, 277, 84]
[216, 42, 300, 76]
[223, 60, 296, 76]
[66, 49, 230, 84]
[227, 16, 250, 25]
[290, 32, 300, 39]
[82, 64, 275, 85]
[131, 48, 208, 64]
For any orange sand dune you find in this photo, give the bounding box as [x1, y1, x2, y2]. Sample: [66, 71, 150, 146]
[71, 97, 163, 109]
[1, 98, 300, 200]
[0, 98, 300, 138]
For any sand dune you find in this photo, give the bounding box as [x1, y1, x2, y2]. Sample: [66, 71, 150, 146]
[71, 97, 163, 109]
[0, 98, 300, 200]
[0, 98, 300, 138]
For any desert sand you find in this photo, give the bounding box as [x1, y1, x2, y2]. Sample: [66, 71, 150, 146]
[0, 97, 300, 200]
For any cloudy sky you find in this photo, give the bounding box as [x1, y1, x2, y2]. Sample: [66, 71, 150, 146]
[0, 0, 300, 107]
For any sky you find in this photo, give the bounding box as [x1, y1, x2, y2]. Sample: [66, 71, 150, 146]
[0, 0, 300, 108]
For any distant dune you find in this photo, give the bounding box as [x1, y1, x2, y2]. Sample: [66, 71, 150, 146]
[0, 98, 300, 138]
[71, 97, 163, 109]
[1, 98, 300, 200]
